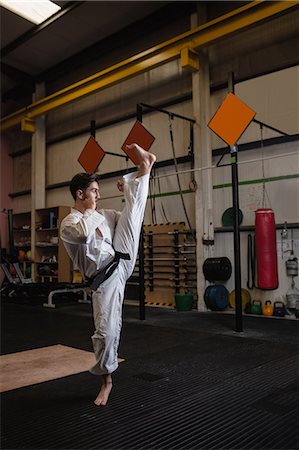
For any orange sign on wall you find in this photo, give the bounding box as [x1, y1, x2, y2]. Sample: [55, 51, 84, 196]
[208, 93, 256, 146]
[78, 122, 156, 171]
[121, 121, 155, 165]
[78, 136, 106, 173]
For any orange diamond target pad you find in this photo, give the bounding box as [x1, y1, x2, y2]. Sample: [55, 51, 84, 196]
[78, 136, 106, 173]
[121, 121, 155, 165]
[208, 93, 256, 147]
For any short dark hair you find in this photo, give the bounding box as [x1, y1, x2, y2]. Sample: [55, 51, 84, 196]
[69, 172, 100, 200]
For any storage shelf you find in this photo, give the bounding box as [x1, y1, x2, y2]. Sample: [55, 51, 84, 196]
[36, 227, 59, 232]
[36, 243, 58, 247]
[36, 261, 58, 265]
[37, 275, 59, 280]
[34, 206, 71, 282]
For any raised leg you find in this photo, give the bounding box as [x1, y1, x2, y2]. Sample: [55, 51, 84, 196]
[112, 144, 156, 278]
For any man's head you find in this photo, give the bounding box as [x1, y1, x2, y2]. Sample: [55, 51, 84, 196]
[70, 172, 101, 201]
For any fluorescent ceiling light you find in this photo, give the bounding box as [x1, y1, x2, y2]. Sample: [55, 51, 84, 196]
[0, 0, 61, 25]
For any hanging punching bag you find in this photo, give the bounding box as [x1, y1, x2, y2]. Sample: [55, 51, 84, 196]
[255, 208, 278, 289]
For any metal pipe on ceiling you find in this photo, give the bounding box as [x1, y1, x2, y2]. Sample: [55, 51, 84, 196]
[0, 1, 297, 132]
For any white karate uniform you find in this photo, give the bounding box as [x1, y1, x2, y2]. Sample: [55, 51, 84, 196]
[60, 172, 149, 375]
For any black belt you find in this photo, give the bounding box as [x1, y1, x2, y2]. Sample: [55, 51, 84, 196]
[87, 251, 130, 291]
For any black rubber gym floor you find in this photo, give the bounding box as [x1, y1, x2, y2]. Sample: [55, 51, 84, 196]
[1, 301, 298, 450]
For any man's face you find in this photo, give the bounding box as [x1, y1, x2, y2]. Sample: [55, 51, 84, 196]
[78, 181, 100, 203]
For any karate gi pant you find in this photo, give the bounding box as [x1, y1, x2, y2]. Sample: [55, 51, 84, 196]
[90, 172, 149, 375]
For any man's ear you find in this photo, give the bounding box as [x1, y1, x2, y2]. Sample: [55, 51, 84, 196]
[77, 189, 84, 200]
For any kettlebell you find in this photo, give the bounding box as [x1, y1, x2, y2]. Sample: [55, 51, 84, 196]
[262, 300, 274, 316]
[245, 301, 252, 314]
[251, 300, 262, 315]
[273, 301, 286, 317]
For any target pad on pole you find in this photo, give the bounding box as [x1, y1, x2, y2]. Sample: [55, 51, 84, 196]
[78, 136, 106, 173]
[121, 121, 155, 165]
[208, 92, 256, 146]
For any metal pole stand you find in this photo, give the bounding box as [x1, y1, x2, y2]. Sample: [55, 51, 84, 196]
[230, 144, 243, 332]
[228, 72, 243, 332]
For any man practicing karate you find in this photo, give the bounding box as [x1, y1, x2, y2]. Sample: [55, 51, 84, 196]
[60, 143, 156, 406]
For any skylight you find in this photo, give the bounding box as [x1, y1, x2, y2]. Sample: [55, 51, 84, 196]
[0, 0, 61, 25]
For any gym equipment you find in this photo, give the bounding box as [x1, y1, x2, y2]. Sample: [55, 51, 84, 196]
[262, 300, 274, 316]
[207, 78, 256, 332]
[45, 286, 88, 309]
[121, 121, 155, 165]
[285, 229, 299, 314]
[18, 249, 26, 262]
[135, 103, 196, 318]
[38, 265, 53, 276]
[141, 223, 197, 307]
[204, 285, 229, 311]
[286, 257, 298, 277]
[281, 221, 288, 259]
[208, 92, 256, 147]
[229, 288, 251, 311]
[273, 301, 286, 317]
[251, 300, 262, 315]
[221, 207, 243, 227]
[175, 294, 193, 311]
[0, 209, 89, 308]
[1, 259, 89, 308]
[168, 115, 195, 239]
[78, 119, 155, 173]
[255, 208, 278, 290]
[137, 102, 196, 232]
[286, 282, 299, 314]
[78, 136, 106, 173]
[203, 257, 232, 283]
[244, 300, 252, 315]
[247, 234, 256, 289]
[208, 72, 290, 331]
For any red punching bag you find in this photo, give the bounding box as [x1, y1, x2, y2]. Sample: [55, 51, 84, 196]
[255, 208, 278, 289]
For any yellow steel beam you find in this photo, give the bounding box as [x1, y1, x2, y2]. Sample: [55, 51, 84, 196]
[1, 0, 298, 131]
[180, 47, 200, 72]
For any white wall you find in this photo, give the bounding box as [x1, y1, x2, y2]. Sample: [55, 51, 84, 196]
[212, 140, 299, 227]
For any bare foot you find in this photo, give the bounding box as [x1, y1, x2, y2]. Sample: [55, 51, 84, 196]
[126, 143, 156, 176]
[94, 375, 112, 406]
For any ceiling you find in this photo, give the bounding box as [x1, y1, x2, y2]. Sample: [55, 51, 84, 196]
[1, 0, 186, 114]
[2, 1, 297, 120]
